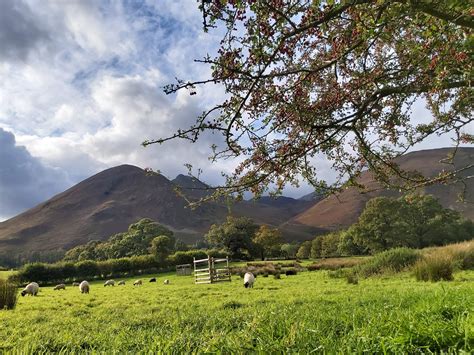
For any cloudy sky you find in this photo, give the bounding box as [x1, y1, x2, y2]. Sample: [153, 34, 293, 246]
[0, 0, 472, 221]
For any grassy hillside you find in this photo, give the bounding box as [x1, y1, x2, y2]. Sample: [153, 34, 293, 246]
[1, 269, 472, 352]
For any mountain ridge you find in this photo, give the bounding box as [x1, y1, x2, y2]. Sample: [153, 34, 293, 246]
[0, 147, 473, 256]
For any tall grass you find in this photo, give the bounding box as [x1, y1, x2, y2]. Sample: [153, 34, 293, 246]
[413, 240, 474, 282]
[0, 279, 18, 310]
[424, 240, 474, 270]
[356, 248, 420, 277]
[307, 257, 366, 271]
[413, 255, 454, 282]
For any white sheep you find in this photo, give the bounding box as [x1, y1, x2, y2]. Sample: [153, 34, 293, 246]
[163, 279, 170, 285]
[53, 284, 66, 291]
[133, 280, 142, 286]
[243, 272, 255, 288]
[104, 280, 115, 287]
[118, 280, 126, 286]
[21, 282, 39, 296]
[79, 280, 90, 294]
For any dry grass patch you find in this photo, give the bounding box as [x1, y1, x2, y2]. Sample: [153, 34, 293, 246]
[307, 257, 367, 271]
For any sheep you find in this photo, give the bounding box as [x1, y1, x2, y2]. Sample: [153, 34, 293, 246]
[21, 282, 39, 296]
[79, 280, 90, 294]
[53, 284, 66, 291]
[72, 282, 80, 287]
[133, 280, 142, 286]
[243, 272, 255, 288]
[104, 280, 115, 287]
[149, 278, 156, 283]
[118, 280, 126, 286]
[163, 279, 170, 285]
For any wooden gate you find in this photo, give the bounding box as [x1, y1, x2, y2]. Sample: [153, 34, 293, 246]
[193, 256, 231, 284]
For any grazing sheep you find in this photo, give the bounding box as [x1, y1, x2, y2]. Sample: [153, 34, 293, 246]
[149, 278, 156, 283]
[118, 280, 126, 286]
[163, 279, 170, 285]
[21, 282, 39, 296]
[104, 280, 115, 287]
[79, 280, 90, 294]
[244, 272, 255, 288]
[53, 284, 66, 291]
[133, 280, 142, 286]
[72, 282, 80, 287]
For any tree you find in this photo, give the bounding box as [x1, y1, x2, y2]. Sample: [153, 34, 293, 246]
[253, 225, 283, 260]
[145, 1, 473, 200]
[103, 219, 174, 259]
[320, 232, 342, 257]
[337, 229, 367, 256]
[350, 197, 410, 253]
[310, 237, 323, 259]
[280, 243, 299, 259]
[347, 194, 474, 253]
[296, 240, 312, 259]
[205, 216, 259, 259]
[63, 219, 174, 262]
[400, 194, 474, 248]
[150, 236, 175, 262]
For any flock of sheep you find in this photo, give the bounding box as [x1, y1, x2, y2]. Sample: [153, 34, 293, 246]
[20, 272, 255, 297]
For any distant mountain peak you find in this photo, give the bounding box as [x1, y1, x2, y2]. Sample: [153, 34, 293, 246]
[172, 174, 209, 189]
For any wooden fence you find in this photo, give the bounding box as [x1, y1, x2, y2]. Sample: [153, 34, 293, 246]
[193, 256, 231, 284]
[176, 264, 192, 276]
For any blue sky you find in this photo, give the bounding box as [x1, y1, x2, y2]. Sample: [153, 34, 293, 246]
[0, 0, 472, 221]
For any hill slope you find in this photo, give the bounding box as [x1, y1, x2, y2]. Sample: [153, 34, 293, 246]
[293, 147, 474, 230]
[0, 166, 316, 254]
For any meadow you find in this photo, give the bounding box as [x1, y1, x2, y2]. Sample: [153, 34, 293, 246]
[1, 268, 473, 353]
[0, 270, 14, 279]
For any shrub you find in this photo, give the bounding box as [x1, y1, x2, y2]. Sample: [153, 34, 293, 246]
[413, 255, 454, 282]
[285, 268, 297, 276]
[0, 279, 18, 310]
[356, 248, 420, 277]
[76, 260, 100, 278]
[273, 273, 281, 279]
[346, 272, 359, 285]
[167, 250, 208, 265]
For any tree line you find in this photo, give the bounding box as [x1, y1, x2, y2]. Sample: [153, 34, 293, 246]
[296, 195, 474, 259]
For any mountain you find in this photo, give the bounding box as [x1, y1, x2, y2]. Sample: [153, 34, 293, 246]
[0, 147, 472, 256]
[0, 166, 318, 255]
[292, 147, 474, 230]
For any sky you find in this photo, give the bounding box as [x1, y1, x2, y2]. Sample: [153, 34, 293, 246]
[0, 0, 472, 221]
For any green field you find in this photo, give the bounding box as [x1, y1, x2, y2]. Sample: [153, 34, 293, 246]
[0, 270, 14, 279]
[1, 270, 473, 353]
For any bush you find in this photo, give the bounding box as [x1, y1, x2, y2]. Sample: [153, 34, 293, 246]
[346, 272, 359, 285]
[356, 248, 420, 277]
[285, 268, 297, 276]
[273, 273, 281, 279]
[414, 255, 454, 282]
[76, 260, 100, 278]
[0, 279, 18, 310]
[167, 250, 208, 265]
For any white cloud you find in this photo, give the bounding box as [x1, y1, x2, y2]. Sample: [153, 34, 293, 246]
[0, 0, 471, 220]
